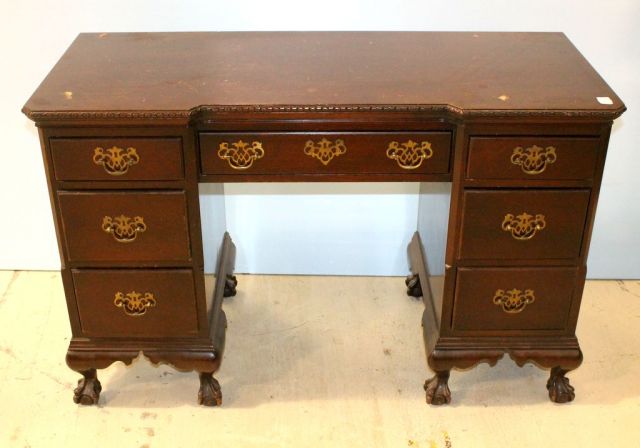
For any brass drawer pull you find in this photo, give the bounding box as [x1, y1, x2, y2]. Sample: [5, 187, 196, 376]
[510, 145, 557, 175]
[102, 215, 147, 243]
[303, 138, 347, 165]
[502, 212, 546, 240]
[93, 146, 140, 175]
[114, 291, 156, 316]
[493, 288, 535, 313]
[218, 140, 265, 169]
[386, 140, 434, 169]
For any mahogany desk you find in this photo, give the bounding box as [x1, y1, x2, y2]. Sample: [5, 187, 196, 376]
[23, 32, 626, 406]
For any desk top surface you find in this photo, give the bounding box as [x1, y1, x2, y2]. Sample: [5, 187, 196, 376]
[23, 32, 625, 121]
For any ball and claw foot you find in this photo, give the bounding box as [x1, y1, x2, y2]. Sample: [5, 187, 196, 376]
[224, 274, 238, 298]
[73, 369, 102, 405]
[424, 371, 451, 405]
[547, 367, 575, 403]
[198, 372, 222, 406]
[405, 273, 422, 298]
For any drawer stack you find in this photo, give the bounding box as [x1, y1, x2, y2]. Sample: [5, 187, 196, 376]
[453, 136, 600, 335]
[49, 135, 199, 339]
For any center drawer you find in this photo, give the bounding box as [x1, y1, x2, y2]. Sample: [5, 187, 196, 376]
[199, 132, 452, 175]
[58, 191, 191, 264]
[72, 269, 199, 337]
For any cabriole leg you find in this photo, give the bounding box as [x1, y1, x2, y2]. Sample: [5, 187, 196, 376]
[72, 368, 102, 405]
[547, 366, 576, 403]
[198, 372, 222, 406]
[424, 370, 451, 405]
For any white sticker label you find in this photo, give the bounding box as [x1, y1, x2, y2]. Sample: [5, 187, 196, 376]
[597, 96, 613, 105]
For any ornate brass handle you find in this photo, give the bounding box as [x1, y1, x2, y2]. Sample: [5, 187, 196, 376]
[102, 215, 146, 243]
[502, 212, 546, 240]
[303, 138, 347, 165]
[493, 288, 535, 313]
[114, 291, 156, 316]
[93, 146, 140, 175]
[386, 140, 434, 169]
[218, 140, 265, 169]
[510, 145, 557, 175]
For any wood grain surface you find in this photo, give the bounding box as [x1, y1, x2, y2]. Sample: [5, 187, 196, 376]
[23, 32, 625, 120]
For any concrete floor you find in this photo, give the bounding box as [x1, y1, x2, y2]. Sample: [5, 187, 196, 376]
[0, 271, 639, 447]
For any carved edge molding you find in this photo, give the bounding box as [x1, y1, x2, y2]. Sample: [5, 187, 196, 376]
[23, 109, 191, 121]
[23, 103, 626, 122]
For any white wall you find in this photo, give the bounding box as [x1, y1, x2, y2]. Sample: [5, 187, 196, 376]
[1, 0, 638, 278]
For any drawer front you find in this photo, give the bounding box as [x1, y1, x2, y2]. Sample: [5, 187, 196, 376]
[72, 269, 198, 337]
[467, 137, 599, 181]
[459, 190, 590, 260]
[58, 191, 191, 263]
[200, 132, 451, 175]
[51, 138, 184, 181]
[453, 267, 579, 332]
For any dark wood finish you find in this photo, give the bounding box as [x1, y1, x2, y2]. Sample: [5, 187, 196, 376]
[50, 137, 184, 181]
[467, 137, 600, 181]
[199, 232, 237, 407]
[73, 368, 101, 405]
[459, 190, 591, 261]
[23, 32, 624, 124]
[57, 191, 191, 263]
[23, 32, 625, 407]
[199, 372, 222, 406]
[41, 125, 228, 406]
[424, 371, 451, 405]
[410, 123, 604, 405]
[547, 366, 577, 403]
[200, 132, 451, 176]
[72, 269, 199, 337]
[407, 232, 439, 323]
[64, 233, 235, 406]
[452, 267, 579, 332]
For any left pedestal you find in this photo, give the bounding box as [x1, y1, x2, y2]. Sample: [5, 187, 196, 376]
[37, 127, 232, 406]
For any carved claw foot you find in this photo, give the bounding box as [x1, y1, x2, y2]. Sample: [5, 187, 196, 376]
[73, 369, 102, 405]
[405, 273, 422, 298]
[198, 372, 222, 406]
[547, 367, 575, 403]
[424, 371, 451, 405]
[224, 274, 238, 298]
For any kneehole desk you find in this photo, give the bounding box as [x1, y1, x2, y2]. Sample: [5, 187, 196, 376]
[23, 32, 626, 406]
